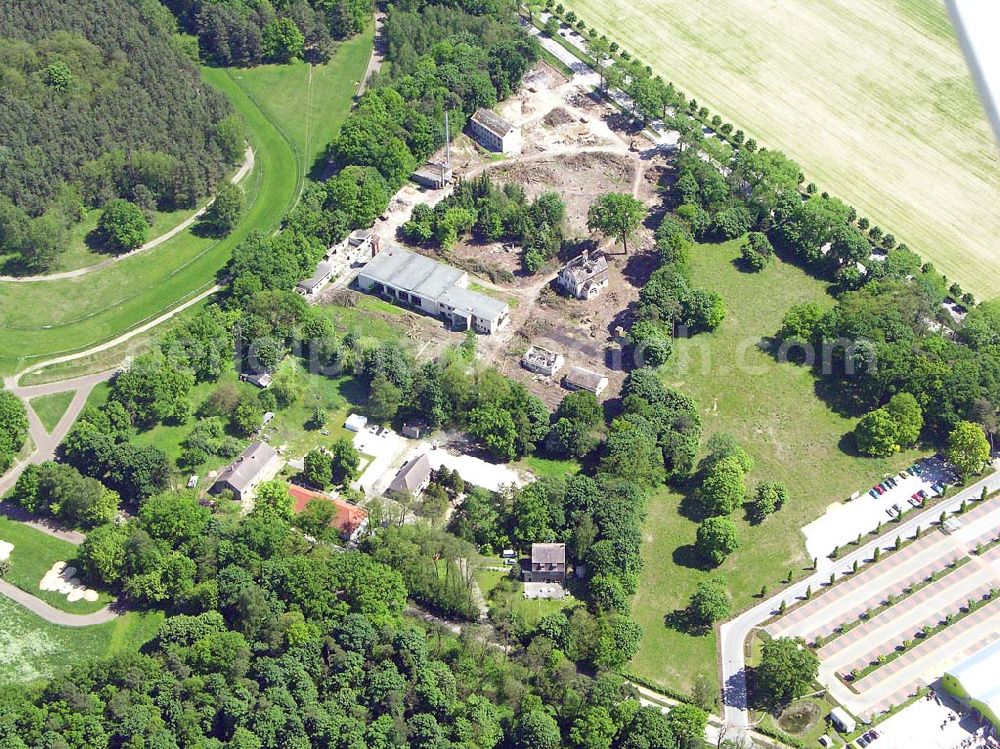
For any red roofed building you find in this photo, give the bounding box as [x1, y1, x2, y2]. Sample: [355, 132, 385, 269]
[288, 484, 369, 544]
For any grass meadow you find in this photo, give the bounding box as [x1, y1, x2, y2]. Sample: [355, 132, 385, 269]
[628, 239, 925, 693]
[564, 0, 1000, 299]
[0, 596, 163, 685]
[29, 392, 74, 432]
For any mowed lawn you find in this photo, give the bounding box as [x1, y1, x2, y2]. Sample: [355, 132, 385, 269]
[629, 239, 924, 694]
[29, 392, 74, 432]
[0, 517, 112, 615]
[0, 595, 163, 685]
[0, 33, 373, 376]
[230, 25, 374, 178]
[565, 0, 1000, 299]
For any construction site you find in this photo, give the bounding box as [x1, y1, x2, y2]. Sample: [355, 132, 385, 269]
[317, 57, 672, 408]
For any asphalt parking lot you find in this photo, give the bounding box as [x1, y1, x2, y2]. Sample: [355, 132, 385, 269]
[804, 457, 957, 563]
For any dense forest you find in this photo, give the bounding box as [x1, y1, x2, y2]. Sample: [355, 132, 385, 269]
[164, 0, 372, 65]
[0, 0, 240, 271]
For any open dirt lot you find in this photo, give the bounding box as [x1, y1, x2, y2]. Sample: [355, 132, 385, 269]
[354, 59, 670, 407]
[565, 0, 1000, 299]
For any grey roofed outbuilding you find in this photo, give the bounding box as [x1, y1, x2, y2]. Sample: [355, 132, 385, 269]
[360, 244, 465, 300]
[564, 366, 608, 393]
[471, 108, 515, 138]
[299, 261, 335, 291]
[438, 285, 508, 321]
[388, 453, 432, 494]
[214, 441, 277, 495]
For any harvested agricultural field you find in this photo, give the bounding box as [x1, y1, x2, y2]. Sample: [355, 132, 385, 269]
[565, 0, 1000, 298]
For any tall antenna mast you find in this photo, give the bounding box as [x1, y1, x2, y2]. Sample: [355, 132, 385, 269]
[445, 110, 451, 169]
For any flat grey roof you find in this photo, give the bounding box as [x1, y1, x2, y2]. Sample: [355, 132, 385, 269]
[299, 261, 335, 290]
[361, 245, 465, 300]
[439, 285, 508, 321]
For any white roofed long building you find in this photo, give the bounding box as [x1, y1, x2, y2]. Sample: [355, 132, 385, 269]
[357, 244, 510, 334]
[943, 639, 1000, 730]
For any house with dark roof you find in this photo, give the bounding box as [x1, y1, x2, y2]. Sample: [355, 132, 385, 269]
[211, 441, 280, 501]
[522, 543, 567, 583]
[288, 484, 370, 544]
[387, 454, 433, 496]
[558, 251, 609, 300]
[468, 108, 521, 153]
[564, 365, 609, 397]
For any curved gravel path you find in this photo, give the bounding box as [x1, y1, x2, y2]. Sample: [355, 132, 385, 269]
[0, 146, 254, 283]
[0, 580, 118, 626]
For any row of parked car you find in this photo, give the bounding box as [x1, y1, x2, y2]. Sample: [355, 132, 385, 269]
[855, 729, 880, 747]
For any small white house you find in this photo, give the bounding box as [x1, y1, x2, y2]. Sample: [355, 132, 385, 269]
[468, 108, 521, 153]
[296, 260, 336, 297]
[564, 365, 609, 397]
[521, 345, 565, 377]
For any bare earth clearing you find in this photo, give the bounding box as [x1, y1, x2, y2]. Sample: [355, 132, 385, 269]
[565, 0, 1000, 299]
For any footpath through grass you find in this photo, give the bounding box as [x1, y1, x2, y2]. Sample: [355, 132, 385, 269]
[0, 517, 112, 615]
[629, 239, 925, 693]
[29, 392, 75, 433]
[0, 33, 372, 376]
[0, 595, 163, 685]
[0, 70, 294, 376]
[230, 26, 374, 179]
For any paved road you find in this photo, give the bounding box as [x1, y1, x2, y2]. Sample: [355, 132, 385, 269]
[357, 11, 386, 97]
[0, 369, 117, 541]
[718, 466, 1000, 735]
[0, 147, 254, 283]
[0, 579, 118, 626]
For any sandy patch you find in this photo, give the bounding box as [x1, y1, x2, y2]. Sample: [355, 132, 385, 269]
[39, 562, 99, 602]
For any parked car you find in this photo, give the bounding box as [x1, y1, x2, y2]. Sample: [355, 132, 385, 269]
[870, 730, 879, 739]
[875, 485, 885, 495]
[909, 497, 920, 508]
[869, 489, 879, 499]
[900, 470, 909, 478]
[887, 477, 897, 488]
[858, 736, 869, 748]
[919, 490, 928, 500]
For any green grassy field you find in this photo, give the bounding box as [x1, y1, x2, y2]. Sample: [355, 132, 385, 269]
[0, 595, 163, 684]
[28, 392, 75, 433]
[0, 72, 293, 376]
[629, 239, 925, 693]
[564, 0, 1000, 299]
[0, 517, 112, 614]
[0, 36, 373, 376]
[53, 199, 214, 274]
[229, 27, 374, 179]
